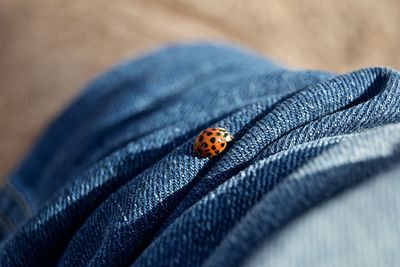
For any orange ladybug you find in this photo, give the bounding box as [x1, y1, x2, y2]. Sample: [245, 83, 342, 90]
[193, 127, 234, 158]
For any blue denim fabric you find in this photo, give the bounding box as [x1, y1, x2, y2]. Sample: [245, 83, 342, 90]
[0, 43, 399, 267]
[242, 163, 400, 267]
[204, 124, 400, 267]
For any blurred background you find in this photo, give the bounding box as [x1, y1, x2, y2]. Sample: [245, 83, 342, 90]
[1, 0, 400, 179]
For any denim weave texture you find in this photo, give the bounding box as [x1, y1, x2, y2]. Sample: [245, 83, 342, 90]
[0, 43, 399, 267]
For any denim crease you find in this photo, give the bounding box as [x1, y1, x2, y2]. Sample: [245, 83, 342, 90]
[0, 42, 398, 267]
[243, 164, 400, 267]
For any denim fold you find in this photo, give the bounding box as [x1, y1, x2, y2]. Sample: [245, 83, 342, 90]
[0, 43, 399, 267]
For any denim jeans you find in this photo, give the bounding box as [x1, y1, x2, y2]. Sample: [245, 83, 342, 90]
[0, 43, 399, 266]
[242, 163, 400, 267]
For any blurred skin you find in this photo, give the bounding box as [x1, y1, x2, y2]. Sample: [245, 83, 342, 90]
[0, 0, 399, 180]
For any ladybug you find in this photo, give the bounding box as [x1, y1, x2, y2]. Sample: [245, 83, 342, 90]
[193, 127, 234, 158]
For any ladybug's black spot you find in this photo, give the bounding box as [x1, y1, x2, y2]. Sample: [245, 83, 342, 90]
[201, 142, 208, 148]
[206, 132, 213, 136]
[221, 143, 225, 148]
[224, 133, 229, 137]
[219, 128, 227, 132]
[215, 150, 220, 154]
[199, 135, 204, 142]
[216, 132, 221, 136]
[206, 152, 212, 157]
[211, 145, 216, 150]
[210, 137, 216, 143]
